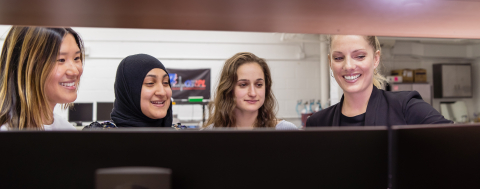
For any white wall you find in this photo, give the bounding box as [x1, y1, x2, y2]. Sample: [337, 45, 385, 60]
[0, 25, 322, 126]
[6, 24, 477, 125]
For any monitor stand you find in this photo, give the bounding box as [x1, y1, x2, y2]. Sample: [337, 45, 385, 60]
[75, 121, 83, 126]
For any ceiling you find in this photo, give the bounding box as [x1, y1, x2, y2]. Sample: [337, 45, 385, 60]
[1, 0, 480, 39]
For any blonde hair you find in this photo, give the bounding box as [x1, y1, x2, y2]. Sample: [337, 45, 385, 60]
[328, 35, 387, 89]
[0, 26, 84, 130]
[204, 52, 277, 128]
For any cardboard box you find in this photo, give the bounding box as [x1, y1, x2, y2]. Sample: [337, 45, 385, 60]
[387, 76, 403, 83]
[391, 69, 414, 83]
[414, 69, 427, 83]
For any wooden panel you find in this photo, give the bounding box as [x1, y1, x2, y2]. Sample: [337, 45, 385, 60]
[2, 0, 480, 38]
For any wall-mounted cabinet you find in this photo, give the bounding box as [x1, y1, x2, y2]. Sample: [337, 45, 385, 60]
[433, 64, 472, 98]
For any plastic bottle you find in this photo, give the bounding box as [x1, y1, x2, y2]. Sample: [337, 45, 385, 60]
[315, 100, 322, 112]
[296, 100, 303, 116]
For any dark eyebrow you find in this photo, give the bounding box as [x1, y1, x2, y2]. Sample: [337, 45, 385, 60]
[59, 51, 81, 55]
[238, 78, 264, 82]
[163, 74, 168, 79]
[145, 75, 157, 78]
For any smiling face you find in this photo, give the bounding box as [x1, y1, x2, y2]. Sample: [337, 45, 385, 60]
[140, 68, 172, 119]
[234, 62, 266, 114]
[329, 35, 380, 95]
[45, 33, 83, 108]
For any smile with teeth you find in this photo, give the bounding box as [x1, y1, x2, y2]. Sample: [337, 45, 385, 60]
[151, 101, 165, 104]
[343, 74, 361, 80]
[60, 82, 76, 87]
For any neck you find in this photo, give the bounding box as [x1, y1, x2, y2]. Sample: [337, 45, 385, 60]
[342, 85, 373, 117]
[43, 102, 57, 125]
[234, 109, 258, 129]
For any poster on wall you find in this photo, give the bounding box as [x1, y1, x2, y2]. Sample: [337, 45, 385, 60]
[166, 68, 211, 99]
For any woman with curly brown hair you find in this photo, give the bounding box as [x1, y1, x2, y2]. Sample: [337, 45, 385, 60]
[204, 52, 297, 130]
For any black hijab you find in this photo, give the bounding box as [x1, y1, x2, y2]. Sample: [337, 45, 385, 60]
[111, 54, 173, 127]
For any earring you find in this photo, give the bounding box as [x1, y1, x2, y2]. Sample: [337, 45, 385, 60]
[374, 69, 378, 75]
[330, 71, 334, 78]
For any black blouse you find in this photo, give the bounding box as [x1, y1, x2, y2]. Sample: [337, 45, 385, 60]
[340, 113, 366, 126]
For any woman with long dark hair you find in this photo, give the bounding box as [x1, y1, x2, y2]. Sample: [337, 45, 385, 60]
[204, 52, 297, 129]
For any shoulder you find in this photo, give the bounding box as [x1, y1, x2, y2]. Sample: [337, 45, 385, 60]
[0, 124, 7, 131]
[51, 113, 77, 131]
[306, 103, 339, 126]
[202, 124, 215, 130]
[275, 120, 298, 130]
[381, 90, 422, 108]
[381, 90, 451, 124]
[382, 89, 421, 99]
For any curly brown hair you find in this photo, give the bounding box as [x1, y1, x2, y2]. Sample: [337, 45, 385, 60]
[204, 52, 277, 128]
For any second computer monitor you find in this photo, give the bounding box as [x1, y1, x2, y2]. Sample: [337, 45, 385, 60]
[68, 103, 93, 125]
[96, 102, 114, 121]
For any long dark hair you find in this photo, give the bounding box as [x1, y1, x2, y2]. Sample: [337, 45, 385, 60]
[205, 52, 278, 128]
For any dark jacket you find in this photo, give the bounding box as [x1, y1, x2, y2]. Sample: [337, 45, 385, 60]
[306, 86, 452, 127]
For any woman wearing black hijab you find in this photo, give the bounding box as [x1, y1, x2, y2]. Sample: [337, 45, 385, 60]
[111, 54, 173, 127]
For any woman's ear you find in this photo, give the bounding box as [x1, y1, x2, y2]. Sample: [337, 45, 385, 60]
[328, 54, 332, 69]
[373, 50, 380, 70]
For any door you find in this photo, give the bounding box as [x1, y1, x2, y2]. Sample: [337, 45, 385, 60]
[455, 65, 472, 97]
[441, 65, 456, 97]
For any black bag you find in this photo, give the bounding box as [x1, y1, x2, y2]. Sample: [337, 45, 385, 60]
[82, 121, 117, 130]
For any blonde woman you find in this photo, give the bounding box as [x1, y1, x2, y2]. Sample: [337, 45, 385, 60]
[0, 26, 85, 130]
[204, 52, 297, 130]
[307, 35, 452, 127]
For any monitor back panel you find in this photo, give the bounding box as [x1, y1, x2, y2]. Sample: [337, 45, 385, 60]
[96, 102, 114, 121]
[395, 124, 480, 188]
[0, 129, 388, 189]
[68, 103, 93, 122]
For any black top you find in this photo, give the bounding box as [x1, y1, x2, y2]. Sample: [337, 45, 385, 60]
[306, 86, 453, 127]
[111, 54, 173, 127]
[340, 113, 365, 126]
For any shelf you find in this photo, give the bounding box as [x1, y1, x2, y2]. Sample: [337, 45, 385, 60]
[173, 101, 209, 105]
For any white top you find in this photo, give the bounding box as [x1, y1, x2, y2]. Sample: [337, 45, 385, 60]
[204, 120, 298, 130]
[0, 113, 76, 131]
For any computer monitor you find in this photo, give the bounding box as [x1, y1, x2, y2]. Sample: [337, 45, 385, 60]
[0, 128, 388, 188]
[393, 124, 480, 188]
[96, 102, 114, 121]
[68, 103, 93, 125]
